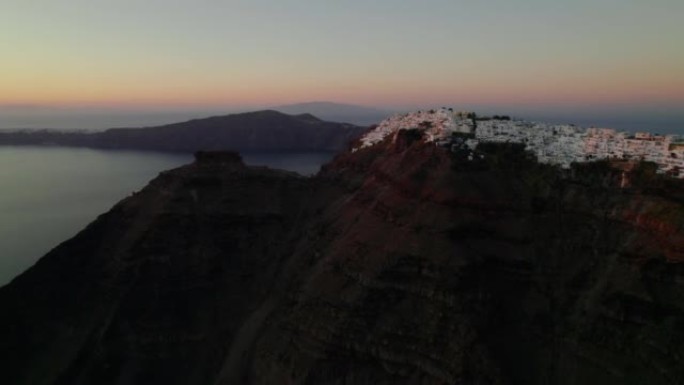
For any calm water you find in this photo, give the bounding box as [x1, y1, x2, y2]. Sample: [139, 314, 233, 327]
[0, 147, 334, 286]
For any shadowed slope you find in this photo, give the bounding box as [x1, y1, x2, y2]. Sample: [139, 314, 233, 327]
[1, 133, 684, 384]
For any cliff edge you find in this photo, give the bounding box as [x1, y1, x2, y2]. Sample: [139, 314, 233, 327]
[1, 131, 684, 385]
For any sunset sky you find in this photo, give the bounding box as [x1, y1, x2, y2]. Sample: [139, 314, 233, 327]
[1, 0, 683, 126]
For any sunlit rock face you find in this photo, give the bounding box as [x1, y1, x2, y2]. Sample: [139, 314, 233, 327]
[1, 133, 684, 385]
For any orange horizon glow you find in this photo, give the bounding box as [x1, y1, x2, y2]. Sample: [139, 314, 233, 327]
[1, 1, 683, 113]
[2, 83, 682, 111]
[3, 62, 682, 110]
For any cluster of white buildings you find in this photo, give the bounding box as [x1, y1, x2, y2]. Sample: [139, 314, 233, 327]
[583, 128, 684, 177]
[355, 108, 684, 178]
[358, 108, 473, 147]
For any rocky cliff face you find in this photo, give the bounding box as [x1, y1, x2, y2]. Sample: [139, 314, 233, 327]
[1, 131, 683, 385]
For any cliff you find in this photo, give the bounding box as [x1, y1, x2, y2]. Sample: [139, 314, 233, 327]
[1, 130, 684, 385]
[0, 110, 367, 152]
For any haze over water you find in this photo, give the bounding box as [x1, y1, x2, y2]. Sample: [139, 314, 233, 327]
[1, 106, 682, 135]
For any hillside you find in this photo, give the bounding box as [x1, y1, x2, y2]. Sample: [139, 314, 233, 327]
[0, 110, 368, 152]
[1, 127, 684, 384]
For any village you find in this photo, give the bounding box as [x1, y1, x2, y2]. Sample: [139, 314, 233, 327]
[357, 108, 684, 178]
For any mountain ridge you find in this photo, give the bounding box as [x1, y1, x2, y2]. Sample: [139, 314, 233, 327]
[0, 110, 368, 153]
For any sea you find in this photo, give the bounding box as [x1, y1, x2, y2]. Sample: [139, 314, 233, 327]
[0, 146, 335, 286]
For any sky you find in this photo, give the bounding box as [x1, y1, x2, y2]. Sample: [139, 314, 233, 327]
[1, 0, 683, 129]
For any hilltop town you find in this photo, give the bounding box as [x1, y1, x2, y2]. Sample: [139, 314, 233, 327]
[356, 108, 684, 178]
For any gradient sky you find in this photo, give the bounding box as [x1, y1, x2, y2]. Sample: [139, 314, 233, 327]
[1, 0, 683, 113]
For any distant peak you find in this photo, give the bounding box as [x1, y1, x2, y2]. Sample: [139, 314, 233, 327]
[239, 109, 287, 116]
[295, 113, 322, 121]
[271, 102, 392, 126]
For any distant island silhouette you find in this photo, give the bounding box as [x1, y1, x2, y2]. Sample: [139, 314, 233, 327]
[0, 110, 368, 153]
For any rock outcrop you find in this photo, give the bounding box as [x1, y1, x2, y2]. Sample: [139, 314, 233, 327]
[1, 133, 684, 385]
